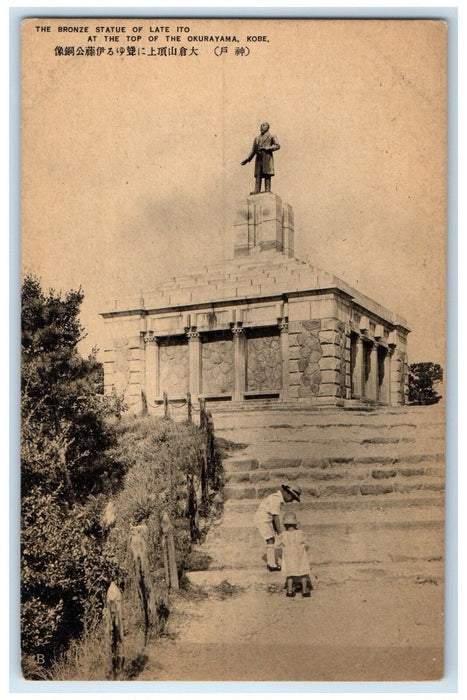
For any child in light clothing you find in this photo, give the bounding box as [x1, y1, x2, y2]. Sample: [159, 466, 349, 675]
[276, 511, 312, 597]
[254, 484, 301, 571]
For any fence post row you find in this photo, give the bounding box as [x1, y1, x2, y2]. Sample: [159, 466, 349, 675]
[101, 394, 220, 671]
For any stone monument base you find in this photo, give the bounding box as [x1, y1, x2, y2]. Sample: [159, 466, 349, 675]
[101, 194, 409, 413]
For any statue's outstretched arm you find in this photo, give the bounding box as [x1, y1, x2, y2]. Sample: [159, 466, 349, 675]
[241, 139, 257, 166]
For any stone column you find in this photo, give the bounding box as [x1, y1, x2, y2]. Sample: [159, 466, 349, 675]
[232, 327, 246, 401]
[144, 335, 159, 404]
[279, 320, 290, 400]
[368, 343, 378, 401]
[352, 335, 364, 398]
[382, 350, 391, 404]
[187, 330, 201, 397]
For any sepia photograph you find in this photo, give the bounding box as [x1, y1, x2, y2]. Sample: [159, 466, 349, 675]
[20, 16, 447, 683]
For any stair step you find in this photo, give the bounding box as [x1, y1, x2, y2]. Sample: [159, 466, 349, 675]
[211, 520, 444, 537]
[211, 404, 444, 423]
[223, 491, 445, 513]
[199, 517, 444, 571]
[186, 559, 444, 589]
[223, 475, 444, 501]
[215, 425, 444, 440]
[223, 454, 444, 472]
[224, 464, 443, 484]
[220, 443, 444, 462]
[217, 505, 444, 529]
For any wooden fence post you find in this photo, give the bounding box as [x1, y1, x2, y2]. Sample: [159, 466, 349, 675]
[186, 473, 200, 542]
[105, 582, 124, 679]
[200, 448, 209, 514]
[205, 409, 217, 487]
[161, 511, 179, 590]
[186, 392, 192, 423]
[130, 524, 156, 641]
[199, 396, 206, 430]
[163, 391, 169, 419]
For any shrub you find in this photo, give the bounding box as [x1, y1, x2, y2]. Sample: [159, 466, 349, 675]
[408, 362, 443, 405]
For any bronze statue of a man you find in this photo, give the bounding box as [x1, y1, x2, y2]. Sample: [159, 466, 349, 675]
[241, 122, 280, 195]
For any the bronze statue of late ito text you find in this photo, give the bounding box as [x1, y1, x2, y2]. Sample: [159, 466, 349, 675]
[241, 122, 280, 195]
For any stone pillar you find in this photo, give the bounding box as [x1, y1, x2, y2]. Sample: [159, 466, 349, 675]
[368, 343, 378, 401]
[388, 335, 400, 405]
[400, 352, 409, 405]
[127, 336, 144, 412]
[187, 330, 201, 397]
[344, 329, 352, 399]
[279, 320, 290, 399]
[144, 335, 159, 404]
[382, 350, 391, 404]
[232, 327, 246, 401]
[352, 335, 364, 398]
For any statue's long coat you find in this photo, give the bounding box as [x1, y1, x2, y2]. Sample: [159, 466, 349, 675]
[245, 132, 280, 177]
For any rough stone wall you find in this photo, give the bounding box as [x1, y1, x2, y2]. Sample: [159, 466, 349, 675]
[159, 339, 188, 397]
[288, 320, 322, 398]
[247, 334, 281, 391]
[390, 349, 408, 406]
[202, 337, 234, 395]
[318, 318, 349, 399]
[399, 351, 408, 405]
[336, 322, 348, 399]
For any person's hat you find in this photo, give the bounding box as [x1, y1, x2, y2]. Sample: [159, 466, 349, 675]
[282, 484, 301, 502]
[283, 512, 298, 526]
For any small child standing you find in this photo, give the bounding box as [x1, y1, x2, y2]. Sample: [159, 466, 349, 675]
[276, 512, 312, 597]
[254, 484, 301, 571]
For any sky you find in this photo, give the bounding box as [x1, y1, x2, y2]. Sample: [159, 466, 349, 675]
[21, 18, 447, 366]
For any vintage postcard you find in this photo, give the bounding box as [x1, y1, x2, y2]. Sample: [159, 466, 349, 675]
[21, 18, 447, 682]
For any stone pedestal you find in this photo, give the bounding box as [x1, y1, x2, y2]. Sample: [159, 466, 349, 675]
[234, 193, 294, 258]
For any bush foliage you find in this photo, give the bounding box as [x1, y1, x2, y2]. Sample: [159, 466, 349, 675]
[21, 274, 220, 678]
[21, 274, 127, 670]
[408, 362, 443, 405]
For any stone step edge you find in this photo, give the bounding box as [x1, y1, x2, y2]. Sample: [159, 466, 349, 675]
[186, 562, 444, 588]
[223, 454, 445, 471]
[215, 421, 445, 430]
[223, 493, 444, 512]
[225, 466, 443, 484]
[208, 519, 444, 534]
[215, 423, 445, 434]
[223, 479, 445, 501]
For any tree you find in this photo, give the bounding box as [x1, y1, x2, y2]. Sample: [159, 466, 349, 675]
[408, 362, 443, 405]
[21, 274, 127, 669]
[21, 274, 127, 501]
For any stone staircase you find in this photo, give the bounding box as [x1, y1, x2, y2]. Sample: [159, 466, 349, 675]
[188, 403, 445, 589]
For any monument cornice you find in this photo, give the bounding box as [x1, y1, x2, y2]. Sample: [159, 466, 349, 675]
[101, 284, 409, 333]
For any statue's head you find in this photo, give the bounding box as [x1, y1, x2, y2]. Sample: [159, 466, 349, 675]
[260, 122, 270, 133]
